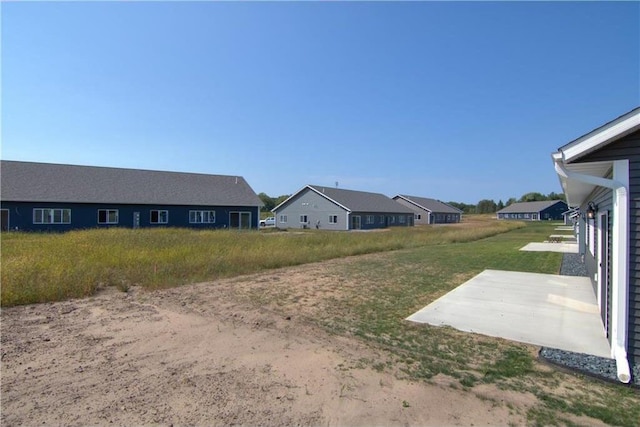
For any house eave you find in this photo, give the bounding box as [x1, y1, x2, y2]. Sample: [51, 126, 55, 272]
[559, 108, 640, 163]
[271, 185, 352, 214]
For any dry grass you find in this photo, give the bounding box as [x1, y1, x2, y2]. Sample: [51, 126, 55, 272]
[1, 216, 522, 306]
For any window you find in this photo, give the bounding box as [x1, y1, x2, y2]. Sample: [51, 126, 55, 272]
[399, 215, 406, 224]
[279, 215, 287, 223]
[150, 210, 169, 224]
[189, 210, 215, 223]
[415, 214, 421, 220]
[329, 215, 338, 224]
[33, 208, 71, 224]
[379, 215, 385, 223]
[389, 216, 395, 224]
[300, 215, 308, 223]
[98, 209, 119, 224]
[366, 215, 375, 225]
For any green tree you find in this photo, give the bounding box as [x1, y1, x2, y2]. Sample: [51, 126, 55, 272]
[258, 193, 275, 212]
[476, 199, 497, 214]
[506, 197, 517, 206]
[447, 202, 476, 214]
[546, 191, 565, 201]
[518, 192, 546, 202]
[497, 200, 504, 210]
[273, 194, 291, 208]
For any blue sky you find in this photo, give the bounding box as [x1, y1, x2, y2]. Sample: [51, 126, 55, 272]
[2, 1, 638, 204]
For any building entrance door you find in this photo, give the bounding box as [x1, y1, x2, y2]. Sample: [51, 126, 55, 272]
[230, 212, 251, 229]
[351, 215, 361, 230]
[1, 209, 8, 231]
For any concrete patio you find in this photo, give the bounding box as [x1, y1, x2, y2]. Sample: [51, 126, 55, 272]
[520, 242, 578, 253]
[406, 269, 611, 358]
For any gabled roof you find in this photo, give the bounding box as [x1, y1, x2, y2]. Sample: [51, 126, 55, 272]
[496, 200, 566, 214]
[0, 160, 263, 207]
[273, 185, 414, 214]
[553, 106, 640, 207]
[393, 195, 462, 214]
[557, 107, 640, 163]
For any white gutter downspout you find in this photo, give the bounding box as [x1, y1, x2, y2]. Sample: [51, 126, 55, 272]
[554, 157, 631, 383]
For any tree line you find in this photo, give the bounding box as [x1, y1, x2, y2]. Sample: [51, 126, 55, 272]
[258, 193, 291, 212]
[448, 191, 565, 214]
[259, 191, 565, 215]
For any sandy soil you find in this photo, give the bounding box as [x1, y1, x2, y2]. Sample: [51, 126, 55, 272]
[1, 260, 536, 426]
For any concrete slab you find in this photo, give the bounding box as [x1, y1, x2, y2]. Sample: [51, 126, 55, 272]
[520, 242, 578, 253]
[407, 269, 611, 358]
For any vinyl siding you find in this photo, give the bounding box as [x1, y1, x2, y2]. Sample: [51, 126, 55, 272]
[273, 189, 348, 231]
[394, 198, 431, 225]
[573, 129, 640, 365]
[274, 188, 414, 231]
[580, 185, 613, 345]
[0, 201, 260, 231]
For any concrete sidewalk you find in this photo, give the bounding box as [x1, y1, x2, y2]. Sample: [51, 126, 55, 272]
[406, 269, 610, 358]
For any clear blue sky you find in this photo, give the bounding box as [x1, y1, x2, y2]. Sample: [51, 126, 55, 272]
[2, 1, 638, 204]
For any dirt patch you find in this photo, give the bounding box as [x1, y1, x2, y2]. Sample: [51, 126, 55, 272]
[1, 260, 533, 426]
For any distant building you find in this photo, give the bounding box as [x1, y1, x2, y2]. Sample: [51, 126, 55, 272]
[0, 161, 262, 231]
[272, 185, 414, 230]
[496, 200, 567, 221]
[392, 195, 462, 224]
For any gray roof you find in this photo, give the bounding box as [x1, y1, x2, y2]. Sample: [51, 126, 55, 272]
[1, 160, 263, 207]
[276, 185, 414, 214]
[497, 200, 565, 214]
[394, 195, 462, 214]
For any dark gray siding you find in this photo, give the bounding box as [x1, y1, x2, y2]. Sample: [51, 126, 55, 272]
[573, 130, 640, 365]
[580, 185, 613, 345]
[0, 201, 260, 231]
[351, 212, 414, 230]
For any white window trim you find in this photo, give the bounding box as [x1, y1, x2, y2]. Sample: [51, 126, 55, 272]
[33, 208, 71, 224]
[189, 210, 216, 224]
[150, 210, 169, 224]
[98, 209, 119, 224]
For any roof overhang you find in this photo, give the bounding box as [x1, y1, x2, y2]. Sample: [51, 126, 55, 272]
[393, 195, 432, 213]
[271, 185, 351, 213]
[553, 153, 613, 207]
[553, 107, 639, 207]
[559, 108, 640, 163]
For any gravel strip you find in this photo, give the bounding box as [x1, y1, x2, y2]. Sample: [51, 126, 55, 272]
[559, 253, 588, 277]
[539, 253, 639, 387]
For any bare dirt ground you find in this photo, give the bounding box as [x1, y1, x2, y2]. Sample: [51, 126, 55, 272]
[2, 257, 550, 426]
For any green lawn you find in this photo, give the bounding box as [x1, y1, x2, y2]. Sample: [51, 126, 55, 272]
[231, 221, 639, 427]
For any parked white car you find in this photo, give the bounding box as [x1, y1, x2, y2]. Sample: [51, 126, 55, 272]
[259, 217, 276, 227]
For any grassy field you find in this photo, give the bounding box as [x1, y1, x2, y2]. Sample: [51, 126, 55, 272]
[2, 217, 638, 425]
[322, 227, 639, 426]
[1, 216, 520, 306]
